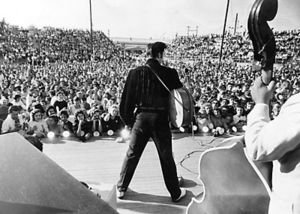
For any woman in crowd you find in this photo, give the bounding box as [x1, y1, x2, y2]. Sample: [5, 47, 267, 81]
[59, 110, 74, 136]
[28, 108, 49, 138]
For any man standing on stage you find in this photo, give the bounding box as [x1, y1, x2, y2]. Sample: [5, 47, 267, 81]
[116, 42, 186, 202]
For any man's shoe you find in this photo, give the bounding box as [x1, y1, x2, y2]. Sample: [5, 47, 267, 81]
[178, 176, 184, 186]
[172, 188, 186, 202]
[117, 189, 125, 199]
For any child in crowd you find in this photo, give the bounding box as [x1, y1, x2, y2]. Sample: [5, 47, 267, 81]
[28, 109, 49, 138]
[102, 105, 124, 135]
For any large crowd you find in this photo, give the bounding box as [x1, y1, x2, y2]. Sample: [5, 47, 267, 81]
[0, 20, 300, 142]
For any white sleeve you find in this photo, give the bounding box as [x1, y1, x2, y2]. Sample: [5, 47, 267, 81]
[245, 94, 300, 161]
[1, 119, 11, 133]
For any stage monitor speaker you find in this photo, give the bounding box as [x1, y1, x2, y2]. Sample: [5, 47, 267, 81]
[0, 133, 118, 214]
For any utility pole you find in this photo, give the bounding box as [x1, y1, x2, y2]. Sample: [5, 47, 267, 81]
[218, 0, 230, 68]
[89, 0, 93, 72]
[187, 26, 198, 37]
[234, 13, 238, 35]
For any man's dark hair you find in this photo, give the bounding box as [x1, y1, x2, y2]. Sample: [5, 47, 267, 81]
[150, 42, 167, 58]
[8, 105, 20, 114]
[60, 110, 69, 118]
[146, 43, 153, 56]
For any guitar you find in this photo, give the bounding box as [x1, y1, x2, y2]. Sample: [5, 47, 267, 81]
[186, 136, 272, 214]
[186, 0, 277, 213]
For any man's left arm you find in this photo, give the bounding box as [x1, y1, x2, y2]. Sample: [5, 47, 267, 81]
[169, 68, 183, 90]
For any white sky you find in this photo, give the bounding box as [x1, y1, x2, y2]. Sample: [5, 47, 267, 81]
[0, 0, 299, 39]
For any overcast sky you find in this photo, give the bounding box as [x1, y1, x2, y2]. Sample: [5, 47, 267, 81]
[0, 0, 299, 39]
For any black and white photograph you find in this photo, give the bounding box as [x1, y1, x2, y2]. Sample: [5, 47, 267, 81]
[0, 0, 299, 213]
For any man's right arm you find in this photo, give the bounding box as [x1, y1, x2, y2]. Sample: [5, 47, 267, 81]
[120, 69, 137, 127]
[245, 79, 300, 161]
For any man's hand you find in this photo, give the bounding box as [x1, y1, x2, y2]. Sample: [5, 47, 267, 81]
[250, 76, 276, 104]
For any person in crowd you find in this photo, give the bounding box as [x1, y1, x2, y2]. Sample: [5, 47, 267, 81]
[25, 88, 39, 111]
[116, 42, 186, 201]
[90, 108, 104, 137]
[211, 99, 220, 110]
[270, 102, 281, 120]
[46, 115, 60, 136]
[45, 105, 60, 136]
[53, 90, 68, 116]
[86, 89, 95, 106]
[102, 104, 124, 135]
[196, 105, 213, 133]
[59, 110, 74, 136]
[244, 100, 255, 116]
[0, 98, 9, 123]
[81, 96, 91, 114]
[220, 105, 234, 130]
[45, 105, 57, 118]
[1, 105, 43, 151]
[73, 110, 92, 142]
[203, 102, 213, 119]
[210, 108, 229, 136]
[11, 94, 26, 112]
[49, 90, 57, 106]
[28, 108, 49, 138]
[69, 96, 82, 116]
[231, 105, 247, 132]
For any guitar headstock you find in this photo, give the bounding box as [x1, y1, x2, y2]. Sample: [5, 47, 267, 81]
[248, 0, 278, 84]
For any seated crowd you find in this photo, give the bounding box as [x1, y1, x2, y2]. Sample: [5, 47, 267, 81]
[0, 21, 300, 140]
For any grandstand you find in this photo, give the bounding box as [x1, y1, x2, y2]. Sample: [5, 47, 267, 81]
[112, 37, 171, 52]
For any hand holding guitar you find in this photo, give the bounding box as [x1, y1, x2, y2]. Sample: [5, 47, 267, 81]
[250, 76, 276, 104]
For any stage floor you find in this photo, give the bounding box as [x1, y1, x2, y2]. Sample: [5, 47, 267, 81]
[43, 132, 236, 214]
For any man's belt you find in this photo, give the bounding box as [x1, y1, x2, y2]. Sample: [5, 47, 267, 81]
[137, 106, 167, 112]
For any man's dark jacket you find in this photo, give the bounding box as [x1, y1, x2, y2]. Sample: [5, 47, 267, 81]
[120, 58, 183, 126]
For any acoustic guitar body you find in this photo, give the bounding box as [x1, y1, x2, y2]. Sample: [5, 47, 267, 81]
[186, 136, 271, 214]
[169, 87, 194, 128]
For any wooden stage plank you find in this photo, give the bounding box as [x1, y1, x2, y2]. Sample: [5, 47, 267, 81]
[43, 133, 230, 214]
